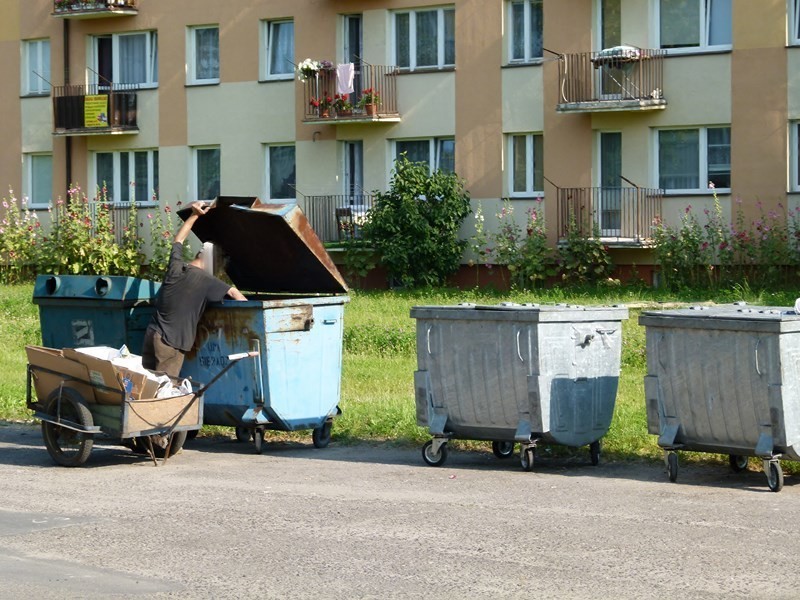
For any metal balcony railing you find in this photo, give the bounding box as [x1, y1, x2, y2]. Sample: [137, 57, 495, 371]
[53, 84, 138, 135]
[302, 194, 375, 243]
[557, 187, 663, 244]
[302, 64, 400, 122]
[557, 48, 666, 112]
[53, 0, 138, 17]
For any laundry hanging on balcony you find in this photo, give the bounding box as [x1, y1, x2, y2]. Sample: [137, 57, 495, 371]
[336, 63, 355, 95]
[590, 45, 643, 69]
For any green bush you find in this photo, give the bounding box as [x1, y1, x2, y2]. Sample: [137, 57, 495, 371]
[361, 156, 471, 287]
[558, 213, 614, 284]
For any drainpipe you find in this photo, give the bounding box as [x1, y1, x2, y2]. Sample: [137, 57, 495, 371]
[63, 19, 72, 190]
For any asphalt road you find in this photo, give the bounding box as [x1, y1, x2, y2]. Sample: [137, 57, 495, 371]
[2, 422, 800, 599]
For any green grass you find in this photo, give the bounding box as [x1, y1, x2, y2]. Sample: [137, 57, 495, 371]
[3, 282, 800, 468]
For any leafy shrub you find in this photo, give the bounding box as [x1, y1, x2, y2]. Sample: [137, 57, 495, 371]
[361, 156, 471, 288]
[558, 213, 614, 284]
[0, 190, 42, 284]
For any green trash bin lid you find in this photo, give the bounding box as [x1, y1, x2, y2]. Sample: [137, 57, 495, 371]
[178, 196, 348, 295]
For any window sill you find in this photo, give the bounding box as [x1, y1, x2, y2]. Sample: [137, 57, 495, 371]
[663, 47, 731, 58]
[21, 92, 51, 99]
[186, 81, 220, 88]
[396, 66, 455, 75]
[663, 189, 730, 197]
[28, 204, 51, 211]
[259, 76, 294, 84]
[502, 60, 544, 69]
[507, 193, 545, 199]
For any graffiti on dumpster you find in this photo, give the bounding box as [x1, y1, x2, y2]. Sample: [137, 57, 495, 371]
[71, 319, 95, 346]
[198, 341, 229, 369]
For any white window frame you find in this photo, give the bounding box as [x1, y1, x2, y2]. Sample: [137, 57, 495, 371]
[188, 25, 220, 85]
[655, 126, 731, 193]
[22, 39, 51, 96]
[23, 153, 53, 208]
[791, 121, 800, 191]
[655, 0, 732, 54]
[92, 149, 159, 204]
[507, 133, 544, 197]
[264, 143, 296, 202]
[261, 19, 294, 80]
[192, 146, 221, 201]
[791, 0, 800, 45]
[91, 31, 158, 89]
[393, 7, 456, 71]
[507, 0, 544, 64]
[392, 137, 455, 173]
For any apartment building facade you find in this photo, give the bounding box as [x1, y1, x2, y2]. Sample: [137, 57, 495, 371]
[2, 0, 799, 282]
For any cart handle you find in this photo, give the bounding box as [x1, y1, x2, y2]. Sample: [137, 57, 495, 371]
[194, 350, 259, 396]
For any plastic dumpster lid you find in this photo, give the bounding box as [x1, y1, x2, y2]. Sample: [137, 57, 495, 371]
[178, 197, 348, 295]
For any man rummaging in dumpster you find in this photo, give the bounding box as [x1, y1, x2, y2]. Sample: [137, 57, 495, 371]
[142, 200, 247, 378]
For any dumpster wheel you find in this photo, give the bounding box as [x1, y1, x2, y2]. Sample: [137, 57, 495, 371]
[422, 440, 448, 467]
[765, 460, 784, 493]
[235, 427, 252, 443]
[41, 388, 94, 467]
[728, 454, 748, 473]
[589, 441, 601, 466]
[492, 441, 515, 459]
[253, 429, 265, 454]
[312, 422, 333, 449]
[667, 452, 678, 482]
[520, 447, 535, 472]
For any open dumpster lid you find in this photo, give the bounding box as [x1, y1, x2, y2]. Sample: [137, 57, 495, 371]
[178, 197, 348, 295]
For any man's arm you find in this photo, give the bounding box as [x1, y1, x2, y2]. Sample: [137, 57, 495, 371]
[227, 287, 247, 301]
[174, 201, 211, 244]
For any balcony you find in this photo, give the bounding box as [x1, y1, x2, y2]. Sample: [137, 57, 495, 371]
[302, 194, 375, 243]
[53, 84, 138, 136]
[52, 0, 137, 18]
[302, 64, 400, 124]
[557, 186, 663, 246]
[557, 47, 666, 113]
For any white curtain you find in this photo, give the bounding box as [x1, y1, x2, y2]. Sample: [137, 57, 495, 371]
[659, 129, 699, 190]
[269, 22, 294, 75]
[31, 155, 52, 205]
[119, 34, 146, 85]
[416, 11, 438, 67]
[197, 148, 220, 200]
[195, 28, 219, 81]
[269, 146, 296, 200]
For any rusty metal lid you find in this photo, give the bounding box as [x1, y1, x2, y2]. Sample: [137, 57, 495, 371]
[178, 197, 348, 294]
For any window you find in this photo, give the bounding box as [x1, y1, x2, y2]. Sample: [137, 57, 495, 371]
[792, 0, 800, 45]
[22, 39, 50, 95]
[657, 127, 730, 191]
[508, 0, 543, 62]
[266, 145, 295, 200]
[791, 122, 800, 191]
[394, 138, 455, 173]
[94, 150, 159, 203]
[24, 154, 53, 207]
[262, 20, 294, 79]
[394, 7, 455, 70]
[658, 0, 732, 51]
[508, 133, 543, 196]
[194, 147, 220, 200]
[189, 26, 219, 84]
[93, 32, 158, 88]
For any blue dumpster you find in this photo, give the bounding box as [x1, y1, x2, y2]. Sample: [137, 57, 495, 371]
[176, 197, 350, 453]
[32, 275, 160, 352]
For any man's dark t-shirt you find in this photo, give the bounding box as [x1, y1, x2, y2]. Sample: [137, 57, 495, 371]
[150, 242, 231, 352]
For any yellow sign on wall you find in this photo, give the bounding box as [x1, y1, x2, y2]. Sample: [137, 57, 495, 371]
[84, 95, 109, 128]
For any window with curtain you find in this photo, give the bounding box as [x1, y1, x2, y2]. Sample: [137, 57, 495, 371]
[92, 32, 157, 87]
[659, 0, 731, 50]
[509, 0, 543, 62]
[23, 39, 50, 95]
[658, 127, 730, 191]
[792, 122, 800, 191]
[394, 138, 455, 173]
[394, 7, 455, 70]
[94, 150, 159, 203]
[792, 0, 800, 45]
[191, 26, 219, 84]
[509, 133, 543, 196]
[265, 20, 294, 78]
[267, 145, 296, 200]
[195, 147, 220, 200]
[24, 154, 53, 206]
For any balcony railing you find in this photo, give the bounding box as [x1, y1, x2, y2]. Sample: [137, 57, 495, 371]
[557, 48, 666, 112]
[302, 194, 375, 243]
[557, 187, 663, 244]
[53, 84, 138, 136]
[53, 0, 137, 18]
[302, 64, 400, 123]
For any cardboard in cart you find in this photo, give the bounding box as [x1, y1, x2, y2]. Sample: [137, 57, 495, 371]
[63, 347, 162, 405]
[25, 345, 97, 404]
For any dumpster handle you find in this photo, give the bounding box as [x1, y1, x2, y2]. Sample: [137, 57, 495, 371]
[755, 338, 762, 376]
[516, 330, 524, 362]
[426, 325, 433, 355]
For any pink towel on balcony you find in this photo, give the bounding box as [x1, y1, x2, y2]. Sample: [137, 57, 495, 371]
[336, 63, 355, 95]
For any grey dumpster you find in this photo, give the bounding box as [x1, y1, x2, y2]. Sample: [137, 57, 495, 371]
[176, 196, 350, 453]
[411, 303, 629, 470]
[32, 275, 159, 352]
[640, 302, 800, 492]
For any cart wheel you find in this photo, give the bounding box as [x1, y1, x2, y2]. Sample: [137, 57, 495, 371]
[312, 422, 333, 449]
[667, 452, 678, 482]
[729, 454, 748, 473]
[151, 431, 187, 459]
[520, 447, 535, 472]
[186, 429, 199, 441]
[235, 426, 252, 443]
[41, 388, 94, 467]
[492, 440, 515, 459]
[422, 440, 448, 467]
[766, 461, 784, 493]
[589, 440, 601, 466]
[253, 429, 265, 455]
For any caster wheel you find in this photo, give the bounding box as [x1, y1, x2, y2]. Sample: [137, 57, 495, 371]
[729, 454, 748, 473]
[422, 440, 448, 466]
[253, 429, 265, 455]
[235, 427, 252, 443]
[766, 461, 784, 493]
[312, 422, 332, 449]
[520, 447, 535, 472]
[589, 440, 601, 466]
[492, 440, 515, 459]
[667, 452, 678, 482]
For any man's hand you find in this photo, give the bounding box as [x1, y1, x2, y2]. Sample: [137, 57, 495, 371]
[175, 201, 212, 244]
[190, 201, 212, 217]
